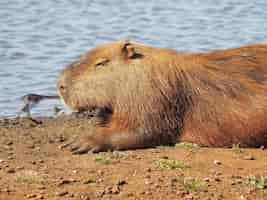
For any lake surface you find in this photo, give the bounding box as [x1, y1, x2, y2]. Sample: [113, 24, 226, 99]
[1, 0, 267, 117]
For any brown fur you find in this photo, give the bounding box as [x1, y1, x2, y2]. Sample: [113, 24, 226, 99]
[57, 40, 267, 152]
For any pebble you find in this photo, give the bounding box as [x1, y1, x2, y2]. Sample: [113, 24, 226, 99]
[26, 194, 37, 199]
[144, 179, 153, 185]
[0, 159, 5, 163]
[214, 177, 222, 182]
[37, 186, 46, 190]
[28, 144, 35, 149]
[16, 166, 25, 170]
[95, 191, 105, 198]
[6, 141, 13, 146]
[203, 177, 210, 182]
[161, 156, 169, 159]
[55, 136, 66, 143]
[6, 168, 16, 173]
[104, 185, 120, 195]
[57, 179, 76, 186]
[144, 174, 151, 179]
[213, 160, 222, 165]
[36, 195, 44, 199]
[146, 168, 152, 172]
[3, 188, 12, 193]
[55, 191, 69, 197]
[31, 161, 37, 165]
[111, 185, 120, 194]
[82, 196, 90, 200]
[243, 155, 255, 160]
[97, 170, 104, 175]
[116, 179, 127, 186]
[185, 193, 196, 200]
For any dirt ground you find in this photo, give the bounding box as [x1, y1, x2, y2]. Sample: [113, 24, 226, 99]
[0, 115, 267, 200]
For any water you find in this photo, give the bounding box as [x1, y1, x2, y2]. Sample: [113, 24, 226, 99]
[1, 0, 267, 117]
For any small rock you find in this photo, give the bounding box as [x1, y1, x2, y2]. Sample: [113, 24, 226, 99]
[240, 195, 245, 200]
[6, 168, 15, 173]
[144, 174, 151, 179]
[146, 168, 152, 172]
[7, 156, 14, 160]
[97, 169, 103, 174]
[145, 191, 153, 195]
[6, 141, 13, 146]
[37, 186, 46, 190]
[144, 179, 153, 185]
[82, 195, 90, 200]
[95, 191, 105, 198]
[57, 179, 76, 186]
[31, 161, 37, 165]
[36, 195, 44, 199]
[161, 156, 169, 159]
[67, 193, 75, 198]
[0, 159, 5, 163]
[3, 188, 12, 193]
[214, 177, 222, 182]
[28, 144, 35, 149]
[231, 175, 242, 179]
[55, 191, 68, 197]
[216, 193, 224, 200]
[116, 179, 127, 186]
[83, 179, 96, 184]
[16, 166, 24, 170]
[213, 160, 222, 165]
[185, 193, 195, 200]
[111, 185, 120, 194]
[104, 185, 120, 195]
[26, 194, 37, 199]
[214, 172, 222, 176]
[203, 177, 210, 182]
[243, 155, 255, 160]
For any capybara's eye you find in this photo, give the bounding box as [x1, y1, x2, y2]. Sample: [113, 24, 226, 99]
[95, 58, 109, 68]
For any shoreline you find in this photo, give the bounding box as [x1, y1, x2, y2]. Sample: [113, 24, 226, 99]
[0, 116, 266, 199]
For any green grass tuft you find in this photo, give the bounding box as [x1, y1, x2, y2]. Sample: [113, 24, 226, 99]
[176, 142, 200, 152]
[155, 159, 190, 169]
[109, 152, 128, 159]
[232, 143, 243, 153]
[16, 176, 47, 184]
[178, 177, 208, 193]
[95, 155, 112, 165]
[245, 176, 267, 189]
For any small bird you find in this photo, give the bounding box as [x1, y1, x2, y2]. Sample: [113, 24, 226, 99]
[19, 93, 59, 117]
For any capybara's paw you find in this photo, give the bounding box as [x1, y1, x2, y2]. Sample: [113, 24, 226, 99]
[60, 136, 106, 154]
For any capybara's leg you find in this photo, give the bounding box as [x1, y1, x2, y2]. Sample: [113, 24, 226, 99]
[63, 127, 155, 154]
[63, 126, 176, 154]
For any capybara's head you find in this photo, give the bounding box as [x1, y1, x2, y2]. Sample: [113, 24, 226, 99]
[57, 40, 176, 112]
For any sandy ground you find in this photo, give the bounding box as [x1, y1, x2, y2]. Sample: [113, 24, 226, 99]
[0, 115, 267, 200]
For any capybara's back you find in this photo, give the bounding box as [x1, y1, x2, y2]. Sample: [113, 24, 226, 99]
[57, 40, 267, 153]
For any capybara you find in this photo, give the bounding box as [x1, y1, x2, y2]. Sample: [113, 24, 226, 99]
[56, 40, 267, 153]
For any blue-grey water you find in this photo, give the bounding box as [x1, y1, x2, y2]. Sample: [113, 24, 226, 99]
[1, 0, 267, 117]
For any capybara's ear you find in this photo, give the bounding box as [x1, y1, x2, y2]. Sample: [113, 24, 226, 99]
[122, 41, 144, 59]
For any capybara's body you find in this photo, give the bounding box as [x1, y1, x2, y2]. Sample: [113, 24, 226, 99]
[57, 40, 267, 153]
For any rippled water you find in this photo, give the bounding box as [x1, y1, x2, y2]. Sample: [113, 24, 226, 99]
[1, 0, 267, 117]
